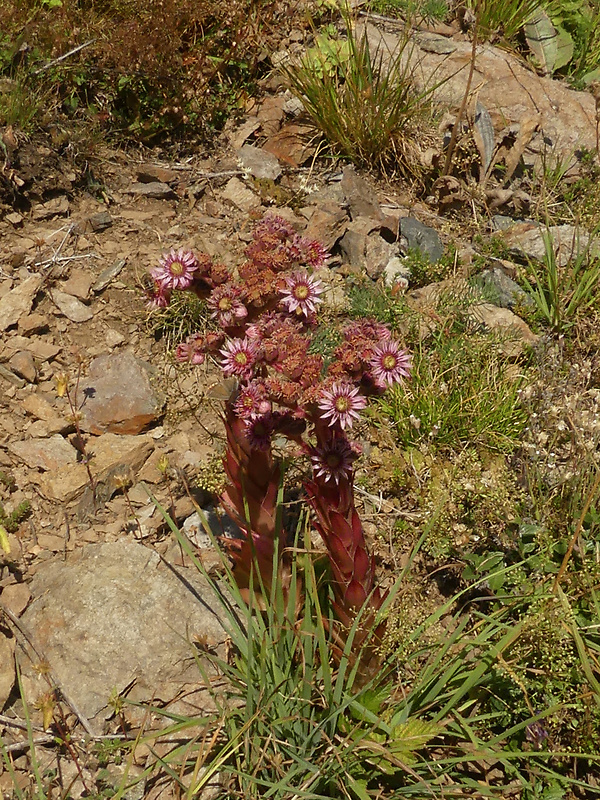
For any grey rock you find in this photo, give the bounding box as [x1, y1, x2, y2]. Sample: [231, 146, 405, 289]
[88, 211, 113, 232]
[1, 583, 31, 617]
[0, 364, 25, 388]
[136, 164, 179, 184]
[341, 166, 384, 220]
[283, 96, 304, 116]
[17, 312, 49, 335]
[237, 144, 282, 181]
[302, 204, 348, 251]
[365, 235, 398, 280]
[6, 212, 23, 227]
[4, 335, 60, 363]
[0, 274, 43, 332]
[490, 214, 517, 231]
[338, 216, 383, 271]
[339, 228, 367, 270]
[18, 541, 230, 732]
[77, 349, 165, 435]
[417, 32, 457, 54]
[50, 289, 94, 322]
[126, 181, 174, 199]
[470, 303, 538, 345]
[183, 507, 243, 549]
[22, 392, 61, 422]
[8, 349, 37, 382]
[92, 259, 126, 294]
[473, 267, 532, 309]
[501, 223, 597, 267]
[39, 433, 154, 503]
[60, 269, 94, 300]
[362, 22, 598, 172]
[32, 195, 69, 221]
[105, 328, 126, 348]
[399, 217, 444, 262]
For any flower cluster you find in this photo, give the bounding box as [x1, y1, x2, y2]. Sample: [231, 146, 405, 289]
[148, 210, 412, 503]
[148, 213, 412, 675]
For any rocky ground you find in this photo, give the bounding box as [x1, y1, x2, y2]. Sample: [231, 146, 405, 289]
[1, 13, 600, 799]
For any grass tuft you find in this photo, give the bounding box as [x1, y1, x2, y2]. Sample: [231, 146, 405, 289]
[377, 325, 528, 453]
[284, 5, 435, 175]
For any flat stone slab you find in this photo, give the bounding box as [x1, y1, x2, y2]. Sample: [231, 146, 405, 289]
[363, 22, 597, 168]
[0, 275, 43, 332]
[499, 223, 597, 267]
[78, 349, 165, 435]
[38, 432, 154, 502]
[9, 434, 78, 471]
[18, 541, 229, 733]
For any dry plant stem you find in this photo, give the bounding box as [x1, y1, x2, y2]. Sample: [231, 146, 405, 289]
[3, 736, 55, 754]
[37, 223, 74, 272]
[442, 7, 479, 176]
[554, 468, 600, 593]
[0, 601, 97, 738]
[54, 715, 90, 794]
[122, 489, 143, 538]
[65, 366, 96, 504]
[33, 39, 96, 74]
[0, 714, 45, 733]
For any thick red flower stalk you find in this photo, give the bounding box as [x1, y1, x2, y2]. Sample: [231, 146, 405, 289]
[305, 472, 387, 674]
[220, 402, 295, 604]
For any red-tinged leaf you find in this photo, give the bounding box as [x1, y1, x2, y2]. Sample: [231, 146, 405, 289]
[344, 579, 368, 609]
[328, 533, 355, 575]
[353, 546, 372, 585]
[350, 508, 366, 548]
[328, 510, 355, 549]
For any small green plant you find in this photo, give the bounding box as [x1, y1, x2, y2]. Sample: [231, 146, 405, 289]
[367, 0, 449, 22]
[377, 323, 528, 453]
[420, 447, 524, 561]
[399, 245, 456, 289]
[347, 280, 411, 333]
[284, 5, 435, 173]
[145, 286, 209, 351]
[467, 0, 549, 45]
[0, 76, 41, 130]
[551, 0, 600, 82]
[0, 499, 31, 535]
[519, 227, 600, 334]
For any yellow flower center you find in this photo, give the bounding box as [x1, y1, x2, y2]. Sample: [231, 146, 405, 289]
[294, 285, 309, 300]
[335, 397, 350, 412]
[382, 354, 397, 370]
[234, 352, 249, 365]
[170, 261, 185, 276]
[219, 297, 233, 311]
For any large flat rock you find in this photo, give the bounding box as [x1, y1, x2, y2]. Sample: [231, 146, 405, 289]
[363, 23, 596, 169]
[18, 541, 229, 734]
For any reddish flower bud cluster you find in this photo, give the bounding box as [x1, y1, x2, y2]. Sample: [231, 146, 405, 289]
[148, 213, 412, 675]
